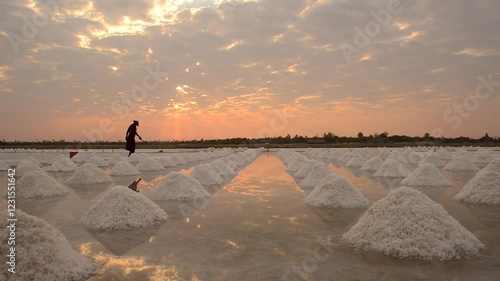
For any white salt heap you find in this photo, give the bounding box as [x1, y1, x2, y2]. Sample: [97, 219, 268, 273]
[110, 161, 141, 176]
[24, 156, 42, 166]
[299, 162, 333, 190]
[473, 151, 493, 164]
[172, 154, 188, 165]
[286, 155, 308, 172]
[108, 154, 125, 165]
[79, 186, 168, 231]
[190, 164, 225, 187]
[18, 170, 68, 198]
[339, 152, 354, 164]
[66, 163, 113, 186]
[0, 160, 8, 170]
[71, 153, 88, 163]
[294, 160, 320, 178]
[209, 159, 237, 177]
[0, 211, 95, 281]
[149, 171, 210, 201]
[402, 163, 452, 187]
[360, 156, 383, 172]
[303, 174, 369, 208]
[17, 159, 46, 176]
[454, 171, 500, 205]
[374, 158, 411, 178]
[420, 153, 445, 167]
[136, 158, 164, 171]
[478, 159, 500, 175]
[48, 157, 78, 172]
[158, 156, 177, 167]
[86, 155, 109, 167]
[346, 154, 367, 167]
[342, 187, 484, 260]
[127, 153, 144, 163]
[444, 156, 479, 171]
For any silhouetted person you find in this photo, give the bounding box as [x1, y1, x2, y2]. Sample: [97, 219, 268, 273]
[125, 120, 142, 157]
[128, 178, 141, 192]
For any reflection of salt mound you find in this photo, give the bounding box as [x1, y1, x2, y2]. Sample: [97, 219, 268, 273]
[0, 160, 8, 170]
[127, 153, 144, 163]
[295, 160, 320, 178]
[360, 156, 383, 172]
[478, 159, 500, 175]
[346, 154, 367, 167]
[420, 153, 445, 167]
[304, 174, 369, 208]
[374, 159, 410, 178]
[191, 164, 224, 186]
[0, 211, 95, 280]
[159, 156, 177, 167]
[17, 159, 46, 176]
[209, 159, 237, 177]
[444, 156, 479, 171]
[342, 187, 484, 260]
[401, 163, 452, 187]
[299, 163, 332, 190]
[86, 155, 109, 167]
[18, 170, 68, 198]
[136, 158, 164, 171]
[110, 161, 141, 176]
[108, 154, 125, 165]
[149, 172, 210, 202]
[48, 157, 78, 172]
[66, 163, 113, 185]
[454, 171, 500, 205]
[79, 186, 168, 231]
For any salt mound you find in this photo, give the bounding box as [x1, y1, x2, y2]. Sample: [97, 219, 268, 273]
[24, 156, 42, 166]
[360, 156, 383, 172]
[110, 161, 141, 176]
[127, 153, 144, 163]
[444, 156, 479, 171]
[473, 151, 493, 164]
[402, 163, 452, 187]
[209, 159, 237, 177]
[339, 152, 354, 164]
[303, 174, 369, 208]
[18, 170, 68, 198]
[136, 158, 164, 171]
[66, 163, 113, 186]
[48, 157, 78, 172]
[86, 155, 109, 167]
[454, 171, 500, 205]
[286, 155, 308, 172]
[17, 159, 46, 176]
[294, 160, 320, 178]
[71, 153, 88, 163]
[0, 160, 10, 170]
[478, 159, 500, 175]
[79, 186, 168, 231]
[108, 154, 125, 165]
[191, 164, 225, 187]
[374, 159, 411, 178]
[159, 156, 177, 167]
[149, 171, 210, 202]
[342, 187, 484, 260]
[171, 154, 187, 165]
[346, 154, 367, 167]
[0, 211, 95, 280]
[420, 153, 445, 167]
[299, 162, 333, 190]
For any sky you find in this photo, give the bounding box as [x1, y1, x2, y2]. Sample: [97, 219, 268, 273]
[1, 0, 500, 141]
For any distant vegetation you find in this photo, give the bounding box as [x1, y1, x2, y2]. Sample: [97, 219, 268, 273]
[1, 132, 499, 150]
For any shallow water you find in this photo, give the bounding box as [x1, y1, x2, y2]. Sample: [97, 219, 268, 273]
[1, 150, 499, 281]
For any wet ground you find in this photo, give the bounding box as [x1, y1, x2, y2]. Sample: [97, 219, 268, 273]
[1, 150, 499, 281]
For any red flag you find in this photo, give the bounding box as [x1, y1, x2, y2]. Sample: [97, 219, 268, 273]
[69, 151, 78, 159]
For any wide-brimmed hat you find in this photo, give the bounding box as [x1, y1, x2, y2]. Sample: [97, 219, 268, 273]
[133, 120, 139, 126]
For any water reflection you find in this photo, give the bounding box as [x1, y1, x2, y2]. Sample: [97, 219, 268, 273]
[86, 226, 162, 256]
[17, 197, 63, 216]
[445, 170, 477, 184]
[462, 203, 500, 228]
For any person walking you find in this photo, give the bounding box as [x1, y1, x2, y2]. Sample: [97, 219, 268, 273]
[125, 120, 142, 157]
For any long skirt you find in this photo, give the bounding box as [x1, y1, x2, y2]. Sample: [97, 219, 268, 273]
[125, 137, 136, 152]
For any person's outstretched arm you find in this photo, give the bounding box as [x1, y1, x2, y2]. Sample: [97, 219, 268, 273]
[136, 132, 142, 140]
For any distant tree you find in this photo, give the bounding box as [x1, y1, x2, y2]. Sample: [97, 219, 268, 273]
[358, 132, 364, 138]
[424, 133, 430, 139]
